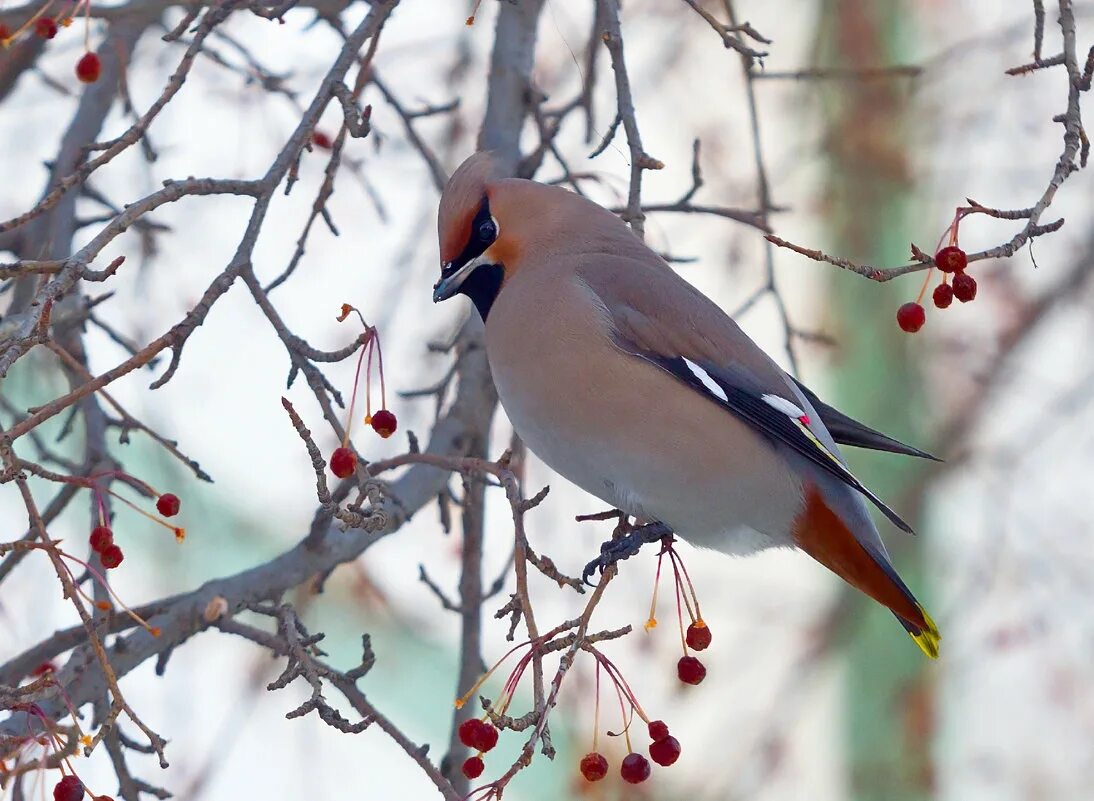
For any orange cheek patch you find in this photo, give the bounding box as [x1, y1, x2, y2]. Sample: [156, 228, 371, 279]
[484, 236, 521, 277]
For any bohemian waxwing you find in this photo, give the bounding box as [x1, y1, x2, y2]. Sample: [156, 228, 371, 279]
[432, 152, 941, 658]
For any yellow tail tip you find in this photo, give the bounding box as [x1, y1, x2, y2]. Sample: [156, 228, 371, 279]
[909, 605, 941, 659]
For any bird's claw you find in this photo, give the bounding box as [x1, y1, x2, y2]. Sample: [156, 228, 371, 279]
[581, 522, 673, 586]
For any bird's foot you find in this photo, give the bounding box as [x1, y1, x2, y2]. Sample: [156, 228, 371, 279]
[582, 521, 674, 586]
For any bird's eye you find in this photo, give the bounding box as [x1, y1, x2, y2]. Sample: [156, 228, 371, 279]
[478, 219, 497, 243]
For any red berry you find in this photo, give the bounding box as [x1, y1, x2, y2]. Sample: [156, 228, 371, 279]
[100, 544, 124, 570]
[896, 302, 926, 333]
[53, 776, 84, 801]
[685, 621, 712, 651]
[370, 409, 397, 439]
[35, 17, 58, 39]
[579, 752, 609, 782]
[932, 283, 954, 309]
[156, 493, 181, 517]
[461, 756, 484, 780]
[647, 719, 670, 741]
[934, 246, 967, 274]
[31, 661, 56, 676]
[457, 718, 483, 748]
[474, 722, 499, 752]
[89, 526, 113, 553]
[952, 272, 977, 303]
[677, 655, 706, 685]
[329, 447, 356, 478]
[649, 734, 682, 766]
[75, 52, 101, 84]
[620, 752, 651, 784]
[311, 131, 333, 150]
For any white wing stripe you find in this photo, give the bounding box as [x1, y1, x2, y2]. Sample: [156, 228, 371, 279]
[682, 358, 729, 402]
[761, 393, 808, 420]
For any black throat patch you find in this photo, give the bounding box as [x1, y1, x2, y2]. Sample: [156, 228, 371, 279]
[459, 262, 504, 321]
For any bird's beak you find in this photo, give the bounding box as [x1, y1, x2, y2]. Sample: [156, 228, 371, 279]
[432, 257, 483, 303]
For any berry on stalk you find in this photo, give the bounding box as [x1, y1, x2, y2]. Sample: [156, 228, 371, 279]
[370, 409, 397, 439]
[685, 621, 711, 651]
[620, 753, 651, 784]
[100, 544, 125, 570]
[579, 752, 609, 782]
[35, 17, 58, 39]
[896, 302, 926, 333]
[933, 283, 954, 309]
[53, 776, 84, 801]
[677, 655, 706, 685]
[647, 720, 670, 741]
[329, 447, 356, 478]
[156, 493, 180, 517]
[952, 272, 977, 303]
[935, 246, 967, 274]
[89, 526, 113, 553]
[475, 722, 499, 752]
[461, 756, 484, 780]
[649, 735, 682, 767]
[76, 52, 101, 83]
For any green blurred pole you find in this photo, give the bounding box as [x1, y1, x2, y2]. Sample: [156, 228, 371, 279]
[815, 1, 934, 799]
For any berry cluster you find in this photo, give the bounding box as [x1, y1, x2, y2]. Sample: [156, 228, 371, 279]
[646, 536, 712, 686]
[327, 305, 398, 480]
[0, 2, 102, 85]
[458, 718, 500, 779]
[577, 651, 682, 786]
[897, 216, 980, 334]
[83, 476, 184, 573]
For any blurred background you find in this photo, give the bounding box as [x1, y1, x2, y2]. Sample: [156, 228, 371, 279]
[2, 1, 1093, 800]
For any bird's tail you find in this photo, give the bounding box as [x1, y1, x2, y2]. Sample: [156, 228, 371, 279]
[895, 602, 941, 659]
[794, 484, 941, 659]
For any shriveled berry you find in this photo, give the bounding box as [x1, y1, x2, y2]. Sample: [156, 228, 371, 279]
[156, 493, 180, 517]
[100, 544, 124, 569]
[647, 719, 670, 741]
[35, 17, 58, 39]
[896, 302, 926, 333]
[329, 447, 356, 478]
[935, 245, 967, 274]
[53, 775, 84, 801]
[461, 756, 484, 780]
[312, 131, 333, 149]
[457, 718, 484, 749]
[75, 52, 101, 83]
[952, 272, 977, 303]
[89, 525, 113, 553]
[579, 751, 609, 782]
[474, 722, 499, 752]
[685, 621, 712, 651]
[677, 655, 706, 685]
[649, 734, 682, 766]
[370, 409, 397, 439]
[932, 283, 954, 309]
[620, 752, 651, 784]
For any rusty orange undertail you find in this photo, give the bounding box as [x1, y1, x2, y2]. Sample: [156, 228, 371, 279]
[793, 484, 940, 658]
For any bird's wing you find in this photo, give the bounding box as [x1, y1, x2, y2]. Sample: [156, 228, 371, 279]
[577, 256, 915, 534]
[789, 378, 940, 461]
